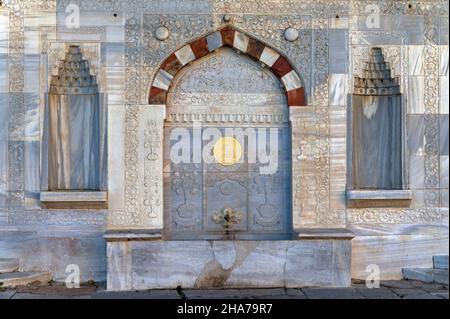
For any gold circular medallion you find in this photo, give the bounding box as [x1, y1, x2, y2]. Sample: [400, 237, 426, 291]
[213, 137, 242, 166]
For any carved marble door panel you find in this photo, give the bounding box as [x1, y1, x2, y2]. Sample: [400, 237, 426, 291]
[163, 47, 292, 240]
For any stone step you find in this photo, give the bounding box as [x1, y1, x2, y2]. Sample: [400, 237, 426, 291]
[0, 258, 20, 273]
[0, 271, 52, 288]
[402, 268, 449, 285]
[433, 255, 449, 270]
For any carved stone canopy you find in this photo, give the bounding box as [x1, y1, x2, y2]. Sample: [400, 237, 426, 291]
[50, 45, 98, 95]
[353, 47, 401, 96]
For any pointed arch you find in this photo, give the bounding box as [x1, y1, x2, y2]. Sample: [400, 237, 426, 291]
[148, 26, 306, 107]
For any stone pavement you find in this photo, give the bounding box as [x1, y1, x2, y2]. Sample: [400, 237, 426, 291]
[0, 280, 448, 299]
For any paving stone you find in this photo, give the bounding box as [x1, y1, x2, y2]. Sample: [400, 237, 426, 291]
[356, 288, 400, 299]
[92, 290, 156, 299]
[392, 288, 431, 297]
[12, 293, 70, 299]
[0, 290, 15, 299]
[381, 280, 416, 289]
[0, 280, 446, 299]
[184, 288, 286, 299]
[430, 292, 449, 299]
[0, 271, 52, 288]
[410, 281, 448, 292]
[286, 288, 307, 298]
[302, 288, 365, 299]
[92, 289, 180, 299]
[15, 283, 97, 297]
[402, 292, 444, 299]
[146, 290, 182, 299]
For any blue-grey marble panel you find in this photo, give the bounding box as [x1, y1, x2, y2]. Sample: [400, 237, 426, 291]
[440, 46, 449, 76]
[440, 115, 449, 155]
[407, 114, 424, 156]
[356, 15, 423, 44]
[440, 16, 449, 45]
[24, 93, 40, 205]
[329, 29, 348, 74]
[440, 189, 449, 208]
[440, 76, 449, 114]
[0, 54, 8, 93]
[24, 54, 40, 93]
[330, 74, 349, 106]
[102, 42, 125, 67]
[409, 45, 424, 76]
[440, 156, 449, 188]
[352, 95, 402, 189]
[408, 76, 424, 114]
[409, 155, 425, 189]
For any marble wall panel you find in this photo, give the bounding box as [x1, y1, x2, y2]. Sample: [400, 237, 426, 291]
[406, 114, 424, 156]
[24, 30, 40, 55]
[330, 107, 347, 211]
[0, 94, 8, 208]
[440, 115, 449, 155]
[105, 24, 125, 43]
[329, 29, 348, 74]
[409, 45, 424, 76]
[24, 54, 40, 93]
[0, 13, 9, 55]
[107, 104, 125, 211]
[0, 229, 106, 282]
[439, 16, 449, 45]
[23, 10, 56, 28]
[408, 75, 425, 114]
[352, 234, 449, 280]
[411, 190, 426, 208]
[409, 155, 425, 189]
[24, 93, 41, 208]
[440, 46, 448, 76]
[440, 189, 449, 208]
[440, 75, 449, 114]
[107, 238, 352, 290]
[440, 156, 449, 189]
[355, 15, 423, 44]
[329, 74, 349, 106]
[0, 55, 8, 93]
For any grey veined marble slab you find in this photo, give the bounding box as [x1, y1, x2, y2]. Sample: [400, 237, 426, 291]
[107, 238, 352, 290]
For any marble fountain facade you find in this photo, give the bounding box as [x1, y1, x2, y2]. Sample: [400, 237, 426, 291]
[0, 0, 448, 290]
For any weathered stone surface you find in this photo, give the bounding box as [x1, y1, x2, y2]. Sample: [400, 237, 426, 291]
[0, 271, 52, 288]
[130, 241, 215, 290]
[0, 279, 446, 299]
[0, 258, 20, 273]
[433, 255, 449, 270]
[183, 288, 286, 299]
[302, 287, 365, 299]
[108, 238, 352, 290]
[356, 287, 400, 299]
[402, 268, 449, 285]
[0, 230, 106, 283]
[93, 289, 180, 299]
[0, 290, 15, 299]
[0, 0, 448, 287]
[352, 232, 449, 280]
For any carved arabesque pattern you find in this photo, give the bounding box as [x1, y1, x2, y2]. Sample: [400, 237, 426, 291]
[8, 3, 25, 209]
[347, 208, 442, 224]
[423, 16, 440, 198]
